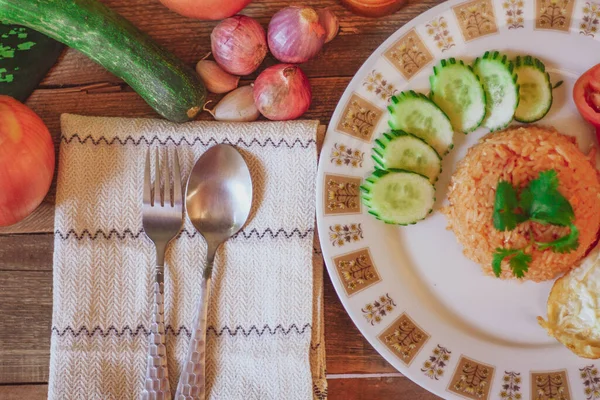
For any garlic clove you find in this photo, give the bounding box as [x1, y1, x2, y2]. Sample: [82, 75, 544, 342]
[318, 8, 339, 44]
[204, 85, 260, 122]
[196, 59, 240, 94]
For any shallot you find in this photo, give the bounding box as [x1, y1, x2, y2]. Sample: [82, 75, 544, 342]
[204, 85, 260, 122]
[268, 6, 326, 64]
[211, 15, 267, 76]
[196, 57, 240, 94]
[253, 64, 311, 121]
[317, 9, 339, 43]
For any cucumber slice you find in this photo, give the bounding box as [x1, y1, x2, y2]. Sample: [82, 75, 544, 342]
[361, 169, 435, 225]
[514, 55, 552, 123]
[388, 90, 454, 156]
[372, 131, 442, 183]
[472, 51, 519, 131]
[429, 58, 486, 134]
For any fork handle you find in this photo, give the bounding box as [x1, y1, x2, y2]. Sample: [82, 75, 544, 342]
[174, 275, 211, 400]
[141, 268, 171, 400]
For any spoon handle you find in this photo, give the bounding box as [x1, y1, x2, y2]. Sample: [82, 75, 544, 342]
[141, 268, 171, 400]
[174, 275, 211, 400]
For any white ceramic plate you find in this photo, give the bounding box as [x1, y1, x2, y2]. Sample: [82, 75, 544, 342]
[316, 0, 600, 398]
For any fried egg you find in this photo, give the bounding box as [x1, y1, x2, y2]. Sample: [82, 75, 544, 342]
[538, 245, 600, 358]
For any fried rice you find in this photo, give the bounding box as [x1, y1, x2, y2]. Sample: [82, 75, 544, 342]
[443, 126, 600, 281]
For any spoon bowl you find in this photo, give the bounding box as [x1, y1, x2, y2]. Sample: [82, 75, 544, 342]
[186, 144, 252, 246]
[176, 144, 253, 400]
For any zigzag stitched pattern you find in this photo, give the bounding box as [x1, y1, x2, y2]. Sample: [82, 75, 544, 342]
[208, 323, 311, 337]
[55, 227, 314, 241]
[52, 323, 312, 338]
[233, 227, 313, 240]
[55, 228, 143, 240]
[62, 134, 316, 149]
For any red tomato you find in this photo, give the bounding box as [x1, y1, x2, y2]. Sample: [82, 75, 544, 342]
[0, 96, 55, 226]
[574, 64, 600, 141]
[159, 0, 252, 20]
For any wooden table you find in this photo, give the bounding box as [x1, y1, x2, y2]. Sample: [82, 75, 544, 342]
[0, 0, 443, 398]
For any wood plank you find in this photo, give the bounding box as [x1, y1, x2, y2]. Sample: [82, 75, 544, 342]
[0, 384, 48, 400]
[327, 376, 441, 399]
[0, 234, 53, 271]
[0, 271, 52, 383]
[0, 203, 55, 235]
[39, 0, 442, 86]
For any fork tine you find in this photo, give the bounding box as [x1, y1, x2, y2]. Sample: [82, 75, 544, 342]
[172, 148, 182, 209]
[144, 148, 152, 206]
[163, 148, 171, 207]
[154, 147, 162, 206]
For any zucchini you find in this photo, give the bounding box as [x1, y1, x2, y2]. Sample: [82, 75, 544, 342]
[0, 0, 206, 123]
[388, 90, 454, 156]
[429, 58, 486, 134]
[513, 55, 552, 123]
[472, 51, 519, 131]
[372, 131, 441, 183]
[361, 169, 435, 225]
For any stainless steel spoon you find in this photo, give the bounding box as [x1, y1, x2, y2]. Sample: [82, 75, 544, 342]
[175, 144, 253, 400]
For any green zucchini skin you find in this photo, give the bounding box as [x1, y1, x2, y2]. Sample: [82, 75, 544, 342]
[0, 0, 206, 123]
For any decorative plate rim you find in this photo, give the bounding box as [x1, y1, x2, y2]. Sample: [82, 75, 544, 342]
[316, 0, 600, 399]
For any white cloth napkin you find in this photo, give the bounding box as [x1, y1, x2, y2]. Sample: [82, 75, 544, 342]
[48, 114, 327, 400]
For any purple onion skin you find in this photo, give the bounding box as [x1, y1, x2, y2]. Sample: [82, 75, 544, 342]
[268, 6, 326, 64]
[211, 15, 268, 76]
[253, 64, 312, 121]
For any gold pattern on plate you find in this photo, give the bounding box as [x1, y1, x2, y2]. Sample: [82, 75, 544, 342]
[379, 312, 430, 366]
[448, 356, 495, 400]
[363, 70, 399, 102]
[426, 16, 456, 52]
[333, 248, 381, 296]
[384, 28, 434, 80]
[336, 93, 383, 142]
[503, 0, 525, 29]
[422, 345, 452, 380]
[330, 143, 364, 168]
[580, 365, 600, 400]
[535, 0, 575, 31]
[453, 0, 499, 41]
[362, 293, 396, 325]
[329, 223, 363, 247]
[580, 2, 600, 37]
[531, 370, 571, 400]
[500, 371, 522, 400]
[324, 174, 361, 215]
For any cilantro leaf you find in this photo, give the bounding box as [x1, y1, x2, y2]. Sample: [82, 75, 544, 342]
[536, 223, 580, 253]
[520, 170, 574, 226]
[492, 248, 531, 278]
[492, 248, 518, 277]
[493, 181, 525, 231]
[509, 251, 532, 278]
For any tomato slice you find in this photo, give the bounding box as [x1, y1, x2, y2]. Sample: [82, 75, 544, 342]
[574, 64, 600, 127]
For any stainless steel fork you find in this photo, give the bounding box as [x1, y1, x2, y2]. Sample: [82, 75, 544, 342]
[141, 147, 183, 400]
